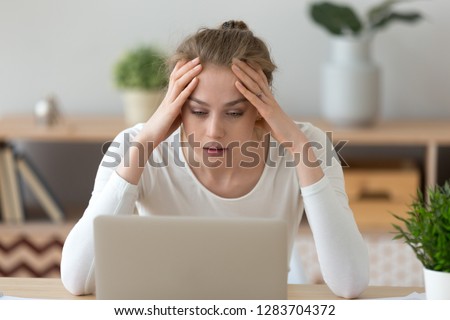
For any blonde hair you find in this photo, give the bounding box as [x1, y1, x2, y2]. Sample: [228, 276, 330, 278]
[167, 20, 276, 85]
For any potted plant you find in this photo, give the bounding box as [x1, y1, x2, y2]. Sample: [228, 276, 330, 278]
[308, 1, 423, 127]
[392, 181, 450, 299]
[114, 45, 168, 125]
[310, 0, 423, 37]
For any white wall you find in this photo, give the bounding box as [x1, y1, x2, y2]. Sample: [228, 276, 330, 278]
[1, 0, 449, 120]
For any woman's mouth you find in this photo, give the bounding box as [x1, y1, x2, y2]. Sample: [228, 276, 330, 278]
[203, 144, 227, 156]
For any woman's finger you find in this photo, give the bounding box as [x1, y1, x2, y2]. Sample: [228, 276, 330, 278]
[232, 59, 271, 96]
[172, 59, 189, 74]
[171, 57, 200, 82]
[166, 60, 202, 102]
[246, 60, 270, 87]
[173, 76, 199, 106]
[234, 80, 268, 113]
[255, 67, 270, 88]
[231, 64, 261, 96]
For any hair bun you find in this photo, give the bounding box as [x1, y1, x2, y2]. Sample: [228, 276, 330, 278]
[220, 20, 248, 31]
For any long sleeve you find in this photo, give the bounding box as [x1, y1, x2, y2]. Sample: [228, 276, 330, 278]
[61, 128, 140, 295]
[302, 177, 369, 298]
[300, 125, 369, 298]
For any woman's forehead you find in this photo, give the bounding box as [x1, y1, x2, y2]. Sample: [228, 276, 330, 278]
[197, 63, 235, 80]
[192, 64, 243, 102]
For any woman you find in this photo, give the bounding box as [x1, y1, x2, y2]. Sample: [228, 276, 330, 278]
[61, 20, 369, 298]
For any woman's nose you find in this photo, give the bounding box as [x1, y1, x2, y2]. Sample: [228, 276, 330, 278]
[206, 115, 225, 139]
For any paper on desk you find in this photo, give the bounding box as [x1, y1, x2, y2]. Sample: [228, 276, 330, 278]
[376, 292, 426, 300]
[0, 295, 32, 300]
[0, 292, 32, 300]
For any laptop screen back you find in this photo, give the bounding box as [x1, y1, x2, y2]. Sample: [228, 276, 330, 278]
[94, 215, 288, 300]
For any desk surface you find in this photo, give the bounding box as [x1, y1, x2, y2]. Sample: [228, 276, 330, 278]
[0, 277, 424, 300]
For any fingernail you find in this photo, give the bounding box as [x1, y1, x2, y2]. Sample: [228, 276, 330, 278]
[192, 57, 200, 64]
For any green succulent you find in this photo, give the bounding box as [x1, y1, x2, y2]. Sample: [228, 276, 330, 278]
[114, 46, 168, 90]
[392, 181, 450, 272]
[310, 0, 423, 36]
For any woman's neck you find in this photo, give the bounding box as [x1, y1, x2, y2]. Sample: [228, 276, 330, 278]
[180, 129, 270, 198]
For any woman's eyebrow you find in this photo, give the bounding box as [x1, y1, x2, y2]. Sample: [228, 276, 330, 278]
[188, 96, 248, 107]
[188, 97, 208, 106]
[225, 98, 248, 107]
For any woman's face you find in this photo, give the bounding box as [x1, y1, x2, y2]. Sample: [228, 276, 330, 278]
[181, 63, 260, 166]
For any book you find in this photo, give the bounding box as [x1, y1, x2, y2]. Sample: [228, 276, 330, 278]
[16, 156, 64, 223]
[0, 145, 24, 223]
[0, 147, 13, 222]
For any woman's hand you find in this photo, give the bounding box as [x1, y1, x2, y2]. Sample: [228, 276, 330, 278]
[116, 58, 201, 185]
[231, 59, 305, 153]
[232, 59, 324, 186]
[136, 57, 202, 146]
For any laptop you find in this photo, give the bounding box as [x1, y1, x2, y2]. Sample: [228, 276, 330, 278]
[93, 215, 288, 300]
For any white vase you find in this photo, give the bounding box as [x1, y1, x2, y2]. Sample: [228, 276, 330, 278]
[320, 36, 380, 127]
[122, 89, 164, 126]
[424, 268, 450, 299]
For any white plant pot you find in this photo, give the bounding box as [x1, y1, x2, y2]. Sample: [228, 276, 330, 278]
[321, 36, 380, 127]
[122, 89, 164, 126]
[424, 268, 450, 299]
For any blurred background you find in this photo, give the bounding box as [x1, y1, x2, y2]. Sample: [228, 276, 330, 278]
[0, 0, 448, 284]
[1, 0, 447, 210]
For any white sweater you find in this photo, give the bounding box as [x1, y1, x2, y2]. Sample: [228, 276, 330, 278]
[61, 122, 369, 298]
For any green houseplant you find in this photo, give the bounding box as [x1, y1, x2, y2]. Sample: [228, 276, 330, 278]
[113, 45, 168, 125]
[308, 1, 423, 127]
[392, 181, 450, 299]
[310, 0, 423, 37]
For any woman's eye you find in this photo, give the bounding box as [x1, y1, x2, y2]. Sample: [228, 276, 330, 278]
[227, 112, 243, 118]
[191, 110, 207, 117]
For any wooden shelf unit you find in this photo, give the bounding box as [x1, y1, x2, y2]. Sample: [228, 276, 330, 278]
[303, 118, 450, 230]
[1, 114, 450, 229]
[0, 115, 127, 223]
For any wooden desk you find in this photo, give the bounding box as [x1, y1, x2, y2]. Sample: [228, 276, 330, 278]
[0, 277, 424, 300]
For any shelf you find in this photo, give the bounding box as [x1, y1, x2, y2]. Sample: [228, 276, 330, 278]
[302, 117, 450, 230]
